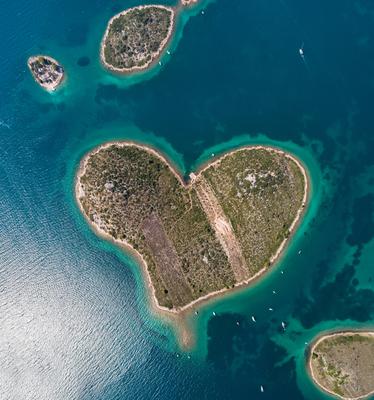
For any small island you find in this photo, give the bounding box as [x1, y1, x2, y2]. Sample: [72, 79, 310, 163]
[27, 55, 64, 91]
[308, 331, 374, 400]
[181, 0, 199, 6]
[76, 142, 307, 313]
[100, 5, 175, 73]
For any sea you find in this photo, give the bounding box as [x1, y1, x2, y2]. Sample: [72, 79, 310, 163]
[0, 0, 373, 399]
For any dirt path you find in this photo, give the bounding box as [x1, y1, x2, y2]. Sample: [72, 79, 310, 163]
[194, 177, 249, 282]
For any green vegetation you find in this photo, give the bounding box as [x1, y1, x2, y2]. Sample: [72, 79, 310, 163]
[77, 144, 306, 310]
[201, 148, 305, 276]
[102, 6, 174, 71]
[310, 333, 374, 399]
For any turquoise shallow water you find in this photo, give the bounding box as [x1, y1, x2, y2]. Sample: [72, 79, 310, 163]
[0, 0, 373, 399]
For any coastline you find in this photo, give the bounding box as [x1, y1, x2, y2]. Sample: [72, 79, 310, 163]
[100, 5, 176, 75]
[75, 141, 310, 347]
[27, 55, 65, 92]
[307, 330, 374, 400]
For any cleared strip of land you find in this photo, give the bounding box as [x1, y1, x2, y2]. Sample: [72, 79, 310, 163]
[141, 214, 193, 306]
[194, 177, 249, 282]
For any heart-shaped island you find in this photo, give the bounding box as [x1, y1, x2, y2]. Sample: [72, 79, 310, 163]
[76, 143, 308, 312]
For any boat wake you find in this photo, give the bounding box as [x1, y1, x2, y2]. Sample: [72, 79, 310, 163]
[299, 43, 310, 72]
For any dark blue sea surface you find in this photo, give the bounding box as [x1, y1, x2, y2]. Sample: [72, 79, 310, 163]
[0, 0, 373, 399]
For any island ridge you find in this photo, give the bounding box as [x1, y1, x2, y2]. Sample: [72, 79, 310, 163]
[76, 143, 307, 312]
[308, 331, 374, 400]
[27, 55, 64, 91]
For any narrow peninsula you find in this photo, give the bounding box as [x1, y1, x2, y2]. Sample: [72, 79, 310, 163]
[100, 5, 175, 73]
[308, 331, 374, 400]
[27, 55, 64, 91]
[76, 142, 307, 313]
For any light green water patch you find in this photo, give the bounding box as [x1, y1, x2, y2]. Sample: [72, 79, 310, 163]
[97, 0, 216, 88]
[80, 123, 187, 174]
[64, 130, 322, 355]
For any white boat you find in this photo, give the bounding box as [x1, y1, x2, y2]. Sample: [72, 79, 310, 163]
[158, 61, 162, 66]
[281, 321, 286, 331]
[212, 311, 216, 316]
[268, 307, 273, 311]
[272, 290, 277, 294]
[298, 249, 302, 255]
[299, 42, 305, 57]
[281, 270, 284, 274]
[166, 50, 170, 55]
[251, 316, 256, 322]
[236, 321, 240, 326]
[260, 385, 264, 393]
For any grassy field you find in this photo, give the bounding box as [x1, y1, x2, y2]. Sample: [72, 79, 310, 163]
[102, 6, 173, 71]
[310, 333, 374, 399]
[77, 144, 306, 310]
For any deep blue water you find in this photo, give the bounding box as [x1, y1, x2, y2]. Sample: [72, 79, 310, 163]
[0, 0, 373, 399]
